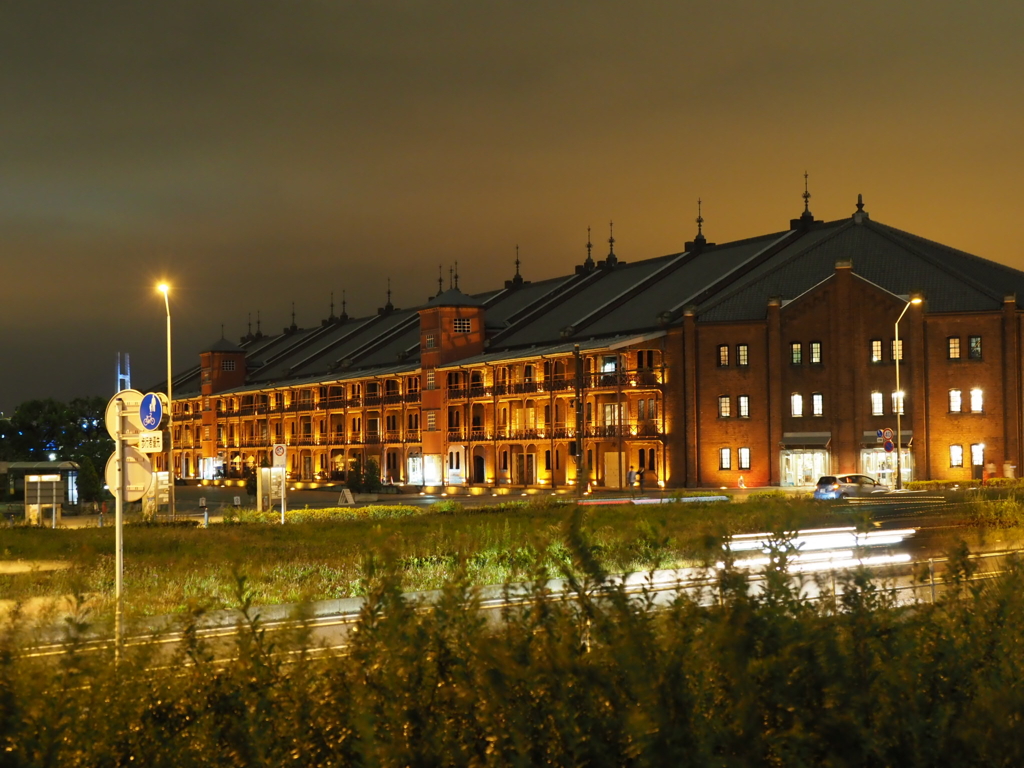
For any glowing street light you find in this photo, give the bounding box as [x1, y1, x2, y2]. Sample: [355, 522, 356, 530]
[895, 296, 922, 490]
[158, 282, 176, 516]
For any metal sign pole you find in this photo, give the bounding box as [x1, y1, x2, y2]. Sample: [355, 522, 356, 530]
[115, 397, 126, 659]
[280, 469, 286, 524]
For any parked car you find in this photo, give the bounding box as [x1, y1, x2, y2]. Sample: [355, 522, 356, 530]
[814, 474, 890, 499]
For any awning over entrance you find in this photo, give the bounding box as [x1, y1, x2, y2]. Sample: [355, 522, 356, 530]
[861, 430, 913, 447]
[780, 432, 831, 449]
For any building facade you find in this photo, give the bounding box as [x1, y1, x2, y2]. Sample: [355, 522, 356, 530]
[164, 197, 1024, 489]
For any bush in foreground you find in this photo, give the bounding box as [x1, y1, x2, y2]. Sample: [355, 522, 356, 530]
[3, 535, 1024, 766]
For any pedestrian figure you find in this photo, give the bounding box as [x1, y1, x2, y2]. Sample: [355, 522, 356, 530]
[626, 465, 637, 495]
[637, 466, 645, 494]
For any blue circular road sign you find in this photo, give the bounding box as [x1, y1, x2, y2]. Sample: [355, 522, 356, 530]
[139, 393, 164, 432]
[883, 439, 895, 453]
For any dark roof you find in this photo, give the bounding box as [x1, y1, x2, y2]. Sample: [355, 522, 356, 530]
[173, 206, 1024, 397]
[203, 337, 244, 353]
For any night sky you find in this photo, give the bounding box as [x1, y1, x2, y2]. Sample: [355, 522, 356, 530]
[3, 1, 1023, 414]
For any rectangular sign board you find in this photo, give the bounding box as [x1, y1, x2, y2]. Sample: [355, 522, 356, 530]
[138, 431, 164, 453]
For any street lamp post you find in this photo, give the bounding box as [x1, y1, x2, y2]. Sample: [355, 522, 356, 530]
[894, 296, 922, 490]
[158, 283, 176, 517]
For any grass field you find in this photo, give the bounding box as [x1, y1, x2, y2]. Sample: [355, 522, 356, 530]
[6, 491, 1022, 623]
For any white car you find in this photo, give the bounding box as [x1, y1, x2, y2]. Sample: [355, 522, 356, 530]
[814, 474, 890, 500]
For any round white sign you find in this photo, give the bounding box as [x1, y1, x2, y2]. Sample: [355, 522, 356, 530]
[105, 389, 146, 440]
[104, 446, 154, 502]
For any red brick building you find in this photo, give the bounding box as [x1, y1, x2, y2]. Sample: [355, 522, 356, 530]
[164, 196, 1024, 489]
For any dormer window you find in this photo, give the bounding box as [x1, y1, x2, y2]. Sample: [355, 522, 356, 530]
[221, 359, 236, 371]
[453, 318, 471, 333]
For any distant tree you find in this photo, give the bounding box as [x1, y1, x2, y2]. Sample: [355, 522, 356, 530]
[347, 458, 365, 493]
[76, 456, 104, 504]
[363, 457, 382, 493]
[2, 397, 112, 467]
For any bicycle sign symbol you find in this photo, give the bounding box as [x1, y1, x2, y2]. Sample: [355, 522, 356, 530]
[139, 393, 164, 432]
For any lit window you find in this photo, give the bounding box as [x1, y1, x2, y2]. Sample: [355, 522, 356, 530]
[871, 339, 882, 363]
[425, 334, 436, 349]
[949, 389, 962, 413]
[719, 448, 732, 470]
[737, 344, 749, 366]
[971, 443, 985, 467]
[738, 395, 750, 418]
[426, 371, 435, 390]
[791, 342, 802, 364]
[812, 392, 823, 417]
[871, 391, 883, 416]
[717, 345, 729, 367]
[948, 337, 961, 360]
[950, 444, 963, 468]
[453, 317, 471, 333]
[810, 341, 821, 364]
[968, 336, 982, 360]
[970, 388, 983, 413]
[426, 412, 436, 431]
[738, 447, 751, 470]
[791, 393, 803, 417]
[892, 391, 905, 415]
[718, 396, 731, 418]
[222, 359, 235, 371]
[602, 356, 618, 373]
[891, 339, 903, 361]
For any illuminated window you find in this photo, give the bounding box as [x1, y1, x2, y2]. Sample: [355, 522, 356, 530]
[221, 359, 235, 371]
[969, 336, 982, 360]
[602, 356, 618, 373]
[971, 443, 985, 467]
[971, 388, 983, 413]
[737, 344, 749, 366]
[426, 371, 435, 390]
[790, 342, 802, 364]
[810, 341, 821, 364]
[717, 345, 729, 367]
[718, 396, 731, 418]
[950, 444, 963, 468]
[948, 337, 961, 359]
[738, 395, 750, 418]
[791, 393, 803, 417]
[426, 412, 436, 431]
[812, 392, 823, 417]
[891, 339, 903, 361]
[425, 333, 436, 349]
[892, 391, 905, 415]
[719, 448, 732, 470]
[949, 389, 962, 413]
[453, 318, 471, 333]
[738, 447, 751, 470]
[871, 339, 882, 363]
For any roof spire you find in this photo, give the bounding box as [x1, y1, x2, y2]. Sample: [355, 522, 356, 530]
[291, 301, 297, 331]
[856, 193, 864, 212]
[387, 277, 392, 307]
[330, 291, 335, 318]
[801, 171, 814, 220]
[221, 323, 225, 339]
[605, 220, 618, 267]
[515, 244, 521, 277]
[247, 312, 252, 336]
[694, 198, 707, 246]
[256, 310, 262, 336]
[341, 290, 347, 319]
[448, 265, 454, 290]
[454, 260, 459, 290]
[437, 265, 443, 296]
[584, 226, 594, 269]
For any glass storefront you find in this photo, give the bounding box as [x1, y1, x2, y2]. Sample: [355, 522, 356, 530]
[860, 448, 913, 487]
[780, 449, 830, 487]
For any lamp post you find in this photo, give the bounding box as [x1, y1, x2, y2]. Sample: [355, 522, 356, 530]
[894, 296, 922, 490]
[158, 283, 176, 517]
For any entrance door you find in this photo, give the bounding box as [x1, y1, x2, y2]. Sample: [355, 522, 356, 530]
[473, 455, 485, 484]
[780, 450, 829, 486]
[302, 455, 313, 481]
[525, 454, 535, 485]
